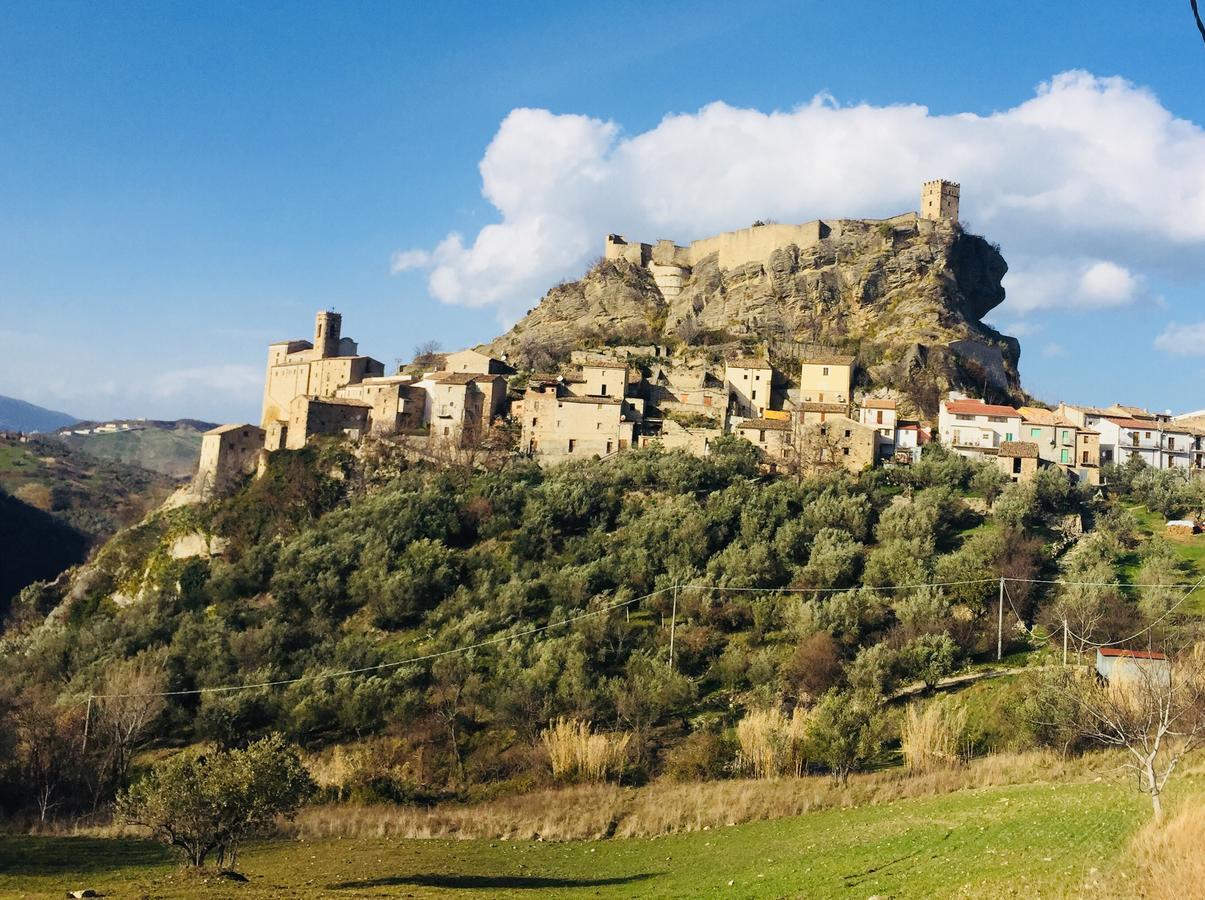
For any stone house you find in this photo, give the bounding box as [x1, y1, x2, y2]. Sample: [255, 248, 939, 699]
[195, 424, 265, 495]
[996, 441, 1039, 482]
[798, 415, 878, 474]
[725, 357, 773, 418]
[521, 380, 640, 462]
[281, 395, 370, 450]
[799, 355, 854, 406]
[443, 349, 516, 376]
[335, 375, 427, 434]
[422, 372, 507, 445]
[732, 416, 792, 466]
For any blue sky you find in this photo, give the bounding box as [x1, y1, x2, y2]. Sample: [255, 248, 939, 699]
[1, 1, 1203, 423]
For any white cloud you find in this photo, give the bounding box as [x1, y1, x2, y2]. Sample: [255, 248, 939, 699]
[1041, 342, 1066, 358]
[1000, 257, 1144, 313]
[1154, 321, 1205, 356]
[389, 248, 431, 272]
[152, 365, 262, 400]
[394, 71, 1205, 324]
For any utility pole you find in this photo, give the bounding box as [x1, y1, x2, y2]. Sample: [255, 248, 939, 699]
[1063, 619, 1069, 665]
[669, 581, 678, 671]
[82, 694, 93, 752]
[997, 576, 1005, 661]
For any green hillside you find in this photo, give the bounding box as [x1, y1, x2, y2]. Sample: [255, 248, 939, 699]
[54, 420, 209, 478]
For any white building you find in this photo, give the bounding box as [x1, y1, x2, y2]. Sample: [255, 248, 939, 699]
[937, 398, 1022, 460]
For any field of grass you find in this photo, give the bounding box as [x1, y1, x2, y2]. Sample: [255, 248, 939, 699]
[55, 426, 204, 479]
[0, 777, 1185, 899]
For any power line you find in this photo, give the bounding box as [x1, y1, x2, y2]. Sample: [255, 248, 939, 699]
[88, 587, 671, 701]
[682, 578, 998, 594]
[83, 575, 1203, 702]
[1064, 572, 1205, 649]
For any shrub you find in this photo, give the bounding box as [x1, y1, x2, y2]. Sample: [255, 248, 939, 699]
[805, 689, 888, 783]
[541, 718, 631, 783]
[117, 734, 315, 870]
[662, 730, 735, 782]
[779, 630, 843, 702]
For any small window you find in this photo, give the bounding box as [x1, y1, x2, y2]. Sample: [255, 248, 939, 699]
[759, 430, 766, 442]
[568, 439, 576, 452]
[607, 440, 613, 453]
[844, 429, 851, 438]
[752, 390, 757, 400]
[876, 411, 883, 424]
[1030, 428, 1041, 438]
[843, 447, 850, 456]
[532, 418, 537, 427]
[822, 366, 829, 376]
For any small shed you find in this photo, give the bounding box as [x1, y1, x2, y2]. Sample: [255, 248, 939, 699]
[996, 440, 1039, 482]
[1095, 648, 1171, 686]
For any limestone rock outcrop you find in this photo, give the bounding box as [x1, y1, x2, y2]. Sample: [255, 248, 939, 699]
[490, 218, 1022, 409]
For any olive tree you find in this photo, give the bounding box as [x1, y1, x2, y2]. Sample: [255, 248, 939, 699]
[117, 733, 315, 870]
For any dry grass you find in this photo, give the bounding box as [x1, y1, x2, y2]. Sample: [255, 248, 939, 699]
[901, 697, 968, 775]
[1121, 796, 1205, 899]
[735, 708, 807, 779]
[540, 717, 631, 783]
[283, 750, 1111, 843]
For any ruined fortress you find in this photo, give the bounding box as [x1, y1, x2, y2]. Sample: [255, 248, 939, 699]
[604, 180, 959, 298]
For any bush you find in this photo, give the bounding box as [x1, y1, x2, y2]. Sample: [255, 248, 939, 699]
[662, 730, 735, 782]
[117, 734, 315, 870]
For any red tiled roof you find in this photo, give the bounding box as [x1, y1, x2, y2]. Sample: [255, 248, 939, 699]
[944, 399, 1020, 417]
[1099, 648, 1167, 660]
[1105, 417, 1158, 430]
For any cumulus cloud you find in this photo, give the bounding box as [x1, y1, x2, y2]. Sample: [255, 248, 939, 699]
[1154, 321, 1205, 356]
[1041, 342, 1067, 358]
[395, 71, 1205, 325]
[997, 257, 1146, 313]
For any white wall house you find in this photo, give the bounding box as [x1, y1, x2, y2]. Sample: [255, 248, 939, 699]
[938, 399, 1022, 460]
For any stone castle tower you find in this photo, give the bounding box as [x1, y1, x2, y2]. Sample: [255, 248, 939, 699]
[921, 180, 960, 221]
[314, 310, 342, 359]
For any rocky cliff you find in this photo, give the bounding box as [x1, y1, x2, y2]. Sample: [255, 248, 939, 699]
[490, 218, 1022, 412]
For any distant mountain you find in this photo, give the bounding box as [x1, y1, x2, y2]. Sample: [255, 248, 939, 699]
[52, 419, 216, 479]
[0, 395, 77, 433]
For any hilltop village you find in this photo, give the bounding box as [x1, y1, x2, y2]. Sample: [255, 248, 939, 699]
[195, 181, 1205, 494]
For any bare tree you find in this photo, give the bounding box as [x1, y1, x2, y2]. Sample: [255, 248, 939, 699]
[94, 656, 168, 797]
[1068, 643, 1205, 821]
[412, 340, 445, 372]
[12, 691, 84, 822]
[1194, 0, 1205, 46]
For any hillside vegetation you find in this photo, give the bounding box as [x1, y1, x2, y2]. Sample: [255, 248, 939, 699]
[0, 434, 175, 608]
[3, 435, 1202, 820]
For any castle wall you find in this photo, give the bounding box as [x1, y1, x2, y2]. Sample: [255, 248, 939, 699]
[196, 424, 265, 495]
[285, 396, 370, 450]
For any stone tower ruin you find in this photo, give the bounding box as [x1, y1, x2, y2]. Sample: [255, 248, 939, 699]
[921, 180, 960, 221]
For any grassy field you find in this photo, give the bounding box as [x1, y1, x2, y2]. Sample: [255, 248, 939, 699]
[0, 777, 1180, 899]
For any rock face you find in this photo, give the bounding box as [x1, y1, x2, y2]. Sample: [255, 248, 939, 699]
[490, 218, 1022, 409]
